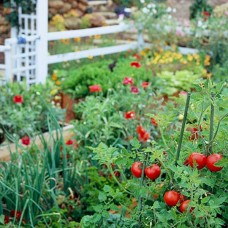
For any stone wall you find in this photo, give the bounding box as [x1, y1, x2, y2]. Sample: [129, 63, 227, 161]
[49, 0, 106, 31]
[0, 4, 10, 45]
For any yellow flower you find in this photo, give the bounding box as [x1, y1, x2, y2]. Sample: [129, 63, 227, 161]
[94, 34, 101, 39]
[52, 73, 57, 81]
[74, 37, 81, 42]
[141, 50, 146, 56]
[206, 73, 212, 78]
[187, 55, 193, 62]
[50, 89, 57, 95]
[204, 55, 210, 66]
[88, 55, 93, 60]
[61, 39, 70, 45]
[56, 80, 61, 86]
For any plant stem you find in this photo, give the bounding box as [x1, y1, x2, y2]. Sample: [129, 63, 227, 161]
[211, 113, 228, 143]
[208, 93, 215, 155]
[157, 158, 173, 184]
[159, 126, 169, 150]
[138, 152, 148, 227]
[108, 165, 131, 195]
[175, 92, 191, 165]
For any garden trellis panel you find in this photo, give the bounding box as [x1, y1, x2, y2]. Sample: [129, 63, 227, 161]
[1, 0, 140, 86]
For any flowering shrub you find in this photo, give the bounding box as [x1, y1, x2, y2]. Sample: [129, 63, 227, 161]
[0, 82, 64, 143]
[60, 56, 151, 98]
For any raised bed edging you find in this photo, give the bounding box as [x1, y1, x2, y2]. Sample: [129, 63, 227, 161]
[0, 124, 74, 162]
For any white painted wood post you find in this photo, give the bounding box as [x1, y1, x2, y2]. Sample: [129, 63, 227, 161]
[137, 24, 145, 51]
[4, 39, 13, 82]
[36, 0, 48, 84]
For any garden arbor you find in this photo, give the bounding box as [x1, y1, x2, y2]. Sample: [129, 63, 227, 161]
[0, 0, 141, 87]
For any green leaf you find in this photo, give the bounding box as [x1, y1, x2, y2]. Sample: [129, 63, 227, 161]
[201, 196, 210, 204]
[215, 158, 228, 167]
[216, 196, 227, 205]
[131, 138, 141, 150]
[153, 201, 161, 209]
[103, 185, 112, 193]
[98, 191, 107, 202]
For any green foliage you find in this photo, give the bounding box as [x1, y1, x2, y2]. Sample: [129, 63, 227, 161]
[191, 15, 228, 67]
[0, 82, 64, 142]
[154, 70, 203, 95]
[60, 56, 152, 98]
[0, 107, 85, 227]
[78, 79, 228, 227]
[190, 0, 213, 19]
[3, 0, 36, 27]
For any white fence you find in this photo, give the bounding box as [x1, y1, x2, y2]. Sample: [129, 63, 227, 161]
[2, 0, 226, 86]
[0, 0, 141, 86]
[47, 23, 139, 64]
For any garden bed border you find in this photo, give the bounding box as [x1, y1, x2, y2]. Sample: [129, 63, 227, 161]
[0, 123, 74, 162]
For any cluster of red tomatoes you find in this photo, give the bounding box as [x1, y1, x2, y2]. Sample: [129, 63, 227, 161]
[164, 190, 192, 213]
[184, 152, 223, 172]
[136, 126, 150, 142]
[131, 161, 161, 180]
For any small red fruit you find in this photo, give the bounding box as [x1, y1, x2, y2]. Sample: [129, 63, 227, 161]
[206, 154, 223, 172]
[124, 111, 136, 119]
[151, 118, 158, 127]
[4, 215, 10, 224]
[180, 200, 193, 213]
[188, 152, 207, 170]
[164, 191, 180, 206]
[130, 61, 141, 68]
[66, 139, 74, 145]
[139, 132, 150, 142]
[21, 136, 30, 146]
[179, 194, 186, 204]
[131, 161, 143, 178]
[145, 164, 161, 180]
[89, 84, 102, 93]
[13, 95, 23, 104]
[136, 126, 146, 135]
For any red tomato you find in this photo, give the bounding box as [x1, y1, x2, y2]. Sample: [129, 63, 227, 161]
[145, 164, 161, 180]
[151, 118, 158, 127]
[139, 132, 150, 142]
[13, 95, 23, 104]
[206, 154, 223, 172]
[124, 111, 136, 119]
[180, 200, 193, 213]
[179, 194, 186, 204]
[131, 161, 143, 178]
[136, 125, 146, 135]
[4, 216, 10, 224]
[188, 152, 207, 170]
[21, 136, 30, 146]
[164, 191, 180, 206]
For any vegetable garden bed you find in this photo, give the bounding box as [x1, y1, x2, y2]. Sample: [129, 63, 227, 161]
[0, 123, 74, 162]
